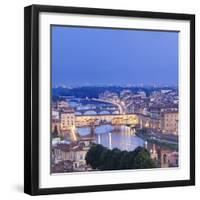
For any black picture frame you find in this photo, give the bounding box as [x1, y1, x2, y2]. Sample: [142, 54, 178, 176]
[24, 4, 195, 196]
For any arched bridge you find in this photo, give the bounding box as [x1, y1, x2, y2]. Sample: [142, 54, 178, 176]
[75, 114, 140, 127]
[75, 108, 120, 115]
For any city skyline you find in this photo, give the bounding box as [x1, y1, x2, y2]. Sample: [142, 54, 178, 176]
[52, 83, 178, 88]
[52, 26, 178, 87]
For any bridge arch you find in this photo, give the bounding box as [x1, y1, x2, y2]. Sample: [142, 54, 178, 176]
[75, 111, 82, 115]
[98, 110, 110, 115]
[112, 110, 119, 115]
[84, 110, 97, 115]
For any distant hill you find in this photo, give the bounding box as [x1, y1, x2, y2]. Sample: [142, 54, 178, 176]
[52, 86, 177, 99]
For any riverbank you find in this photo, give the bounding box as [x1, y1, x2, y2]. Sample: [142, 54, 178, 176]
[135, 130, 178, 150]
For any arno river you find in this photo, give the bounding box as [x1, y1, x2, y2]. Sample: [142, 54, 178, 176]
[70, 98, 145, 151]
[71, 99, 178, 165]
[78, 125, 145, 151]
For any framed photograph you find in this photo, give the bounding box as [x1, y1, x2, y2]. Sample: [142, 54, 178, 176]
[24, 4, 195, 195]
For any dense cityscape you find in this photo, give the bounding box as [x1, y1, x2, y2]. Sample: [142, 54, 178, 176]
[51, 85, 179, 173]
[51, 26, 178, 173]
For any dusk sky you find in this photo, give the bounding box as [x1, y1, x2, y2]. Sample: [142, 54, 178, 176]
[52, 26, 178, 87]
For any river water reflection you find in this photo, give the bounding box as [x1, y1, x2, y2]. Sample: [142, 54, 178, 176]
[77, 125, 178, 167]
[78, 125, 144, 151]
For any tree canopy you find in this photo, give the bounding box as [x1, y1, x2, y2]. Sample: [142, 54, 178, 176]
[85, 144, 156, 170]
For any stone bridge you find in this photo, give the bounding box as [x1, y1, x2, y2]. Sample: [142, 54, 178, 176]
[75, 114, 140, 127]
[75, 108, 119, 115]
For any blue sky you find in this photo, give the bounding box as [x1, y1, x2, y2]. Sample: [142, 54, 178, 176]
[52, 26, 178, 87]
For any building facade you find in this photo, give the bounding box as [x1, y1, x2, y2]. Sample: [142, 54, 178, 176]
[60, 109, 76, 131]
[161, 111, 178, 134]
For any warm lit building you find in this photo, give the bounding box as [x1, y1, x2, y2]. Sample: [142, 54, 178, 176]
[110, 114, 139, 125]
[60, 108, 75, 131]
[161, 111, 178, 134]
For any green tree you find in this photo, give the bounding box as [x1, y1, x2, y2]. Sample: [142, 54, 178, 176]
[132, 147, 156, 169]
[119, 150, 129, 169]
[111, 148, 122, 170]
[85, 144, 104, 169]
[98, 149, 110, 170]
[86, 144, 156, 170]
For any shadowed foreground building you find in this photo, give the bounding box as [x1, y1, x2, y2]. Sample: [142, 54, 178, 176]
[52, 138, 93, 172]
